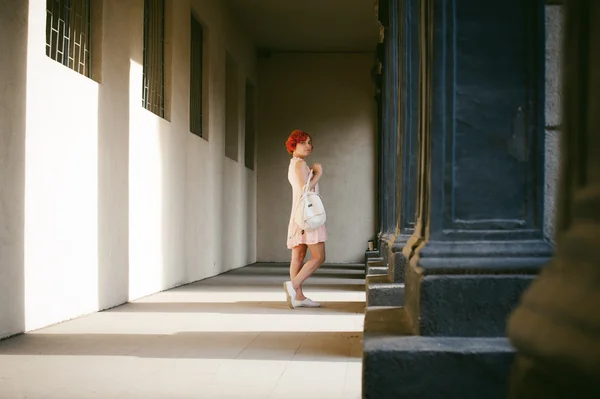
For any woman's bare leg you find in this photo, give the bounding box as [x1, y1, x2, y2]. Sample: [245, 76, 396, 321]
[290, 245, 307, 300]
[291, 242, 326, 291]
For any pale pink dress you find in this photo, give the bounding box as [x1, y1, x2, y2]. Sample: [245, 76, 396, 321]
[287, 157, 327, 249]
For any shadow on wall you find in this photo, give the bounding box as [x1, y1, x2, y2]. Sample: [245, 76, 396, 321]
[0, 0, 28, 339]
[159, 0, 188, 295]
[23, 0, 102, 331]
[127, 66, 168, 299]
[1, 0, 258, 338]
[127, 0, 187, 302]
[158, 91, 188, 293]
[97, 0, 184, 309]
[97, 0, 132, 310]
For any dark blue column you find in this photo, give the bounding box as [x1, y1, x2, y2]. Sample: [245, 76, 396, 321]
[375, 55, 383, 245]
[366, 18, 385, 261]
[366, 82, 383, 262]
[508, 1, 600, 395]
[377, 0, 399, 259]
[396, 0, 419, 243]
[404, 0, 552, 337]
[385, 0, 420, 284]
[366, 0, 419, 304]
[374, 1, 388, 255]
[384, 0, 399, 240]
[363, 1, 554, 398]
[366, 0, 418, 282]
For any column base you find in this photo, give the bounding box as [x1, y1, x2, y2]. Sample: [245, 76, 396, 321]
[365, 240, 384, 274]
[365, 257, 385, 276]
[366, 263, 388, 277]
[363, 333, 515, 399]
[365, 233, 411, 307]
[368, 233, 393, 276]
[363, 303, 516, 399]
[387, 233, 411, 283]
[378, 232, 394, 264]
[366, 279, 404, 307]
[406, 239, 553, 337]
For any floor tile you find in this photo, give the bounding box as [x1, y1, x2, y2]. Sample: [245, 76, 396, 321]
[0, 263, 365, 399]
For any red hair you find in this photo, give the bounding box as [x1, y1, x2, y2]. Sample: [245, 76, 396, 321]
[285, 129, 312, 154]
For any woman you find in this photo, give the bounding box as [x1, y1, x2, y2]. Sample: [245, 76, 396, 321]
[283, 129, 327, 309]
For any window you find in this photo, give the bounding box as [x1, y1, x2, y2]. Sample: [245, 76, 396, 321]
[244, 81, 256, 170]
[225, 53, 239, 161]
[142, 0, 165, 117]
[45, 0, 92, 77]
[190, 14, 204, 137]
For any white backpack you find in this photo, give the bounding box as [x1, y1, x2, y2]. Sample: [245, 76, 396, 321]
[294, 170, 327, 231]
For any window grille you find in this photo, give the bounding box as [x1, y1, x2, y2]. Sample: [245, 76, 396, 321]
[45, 0, 91, 77]
[142, 0, 165, 117]
[225, 54, 239, 161]
[190, 14, 204, 137]
[245, 82, 256, 170]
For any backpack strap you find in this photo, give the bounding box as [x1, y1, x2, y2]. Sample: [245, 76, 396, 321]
[302, 170, 314, 193]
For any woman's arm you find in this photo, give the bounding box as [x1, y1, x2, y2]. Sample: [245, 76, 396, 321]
[295, 160, 322, 189]
[310, 163, 323, 187]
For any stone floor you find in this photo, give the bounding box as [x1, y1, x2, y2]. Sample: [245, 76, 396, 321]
[0, 263, 365, 399]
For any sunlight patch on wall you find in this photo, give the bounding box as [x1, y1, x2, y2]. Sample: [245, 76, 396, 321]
[128, 59, 165, 301]
[24, 58, 100, 331]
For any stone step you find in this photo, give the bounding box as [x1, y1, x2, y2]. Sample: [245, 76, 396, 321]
[366, 282, 404, 307]
[363, 333, 515, 399]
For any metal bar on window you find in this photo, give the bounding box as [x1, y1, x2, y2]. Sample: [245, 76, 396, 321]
[142, 0, 165, 117]
[190, 14, 203, 136]
[45, 0, 91, 78]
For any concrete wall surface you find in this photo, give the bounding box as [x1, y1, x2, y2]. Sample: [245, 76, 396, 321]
[0, 0, 257, 338]
[256, 53, 377, 263]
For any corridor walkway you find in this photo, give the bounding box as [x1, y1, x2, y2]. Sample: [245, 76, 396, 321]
[0, 263, 365, 399]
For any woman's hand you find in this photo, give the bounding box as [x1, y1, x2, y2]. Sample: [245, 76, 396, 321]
[312, 163, 323, 176]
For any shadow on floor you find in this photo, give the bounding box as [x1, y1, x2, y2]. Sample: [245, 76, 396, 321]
[224, 263, 366, 279]
[244, 262, 365, 270]
[105, 301, 365, 315]
[170, 262, 367, 292]
[0, 331, 363, 362]
[0, 262, 365, 366]
[225, 270, 366, 280]
[175, 282, 366, 292]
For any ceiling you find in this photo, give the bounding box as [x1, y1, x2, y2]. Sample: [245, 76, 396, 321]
[226, 0, 380, 53]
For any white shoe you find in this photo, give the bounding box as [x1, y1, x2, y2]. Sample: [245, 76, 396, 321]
[293, 297, 321, 308]
[283, 281, 296, 309]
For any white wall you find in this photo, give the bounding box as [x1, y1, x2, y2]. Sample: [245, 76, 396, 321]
[185, 0, 257, 282]
[24, 0, 100, 332]
[0, 0, 257, 338]
[256, 53, 377, 264]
